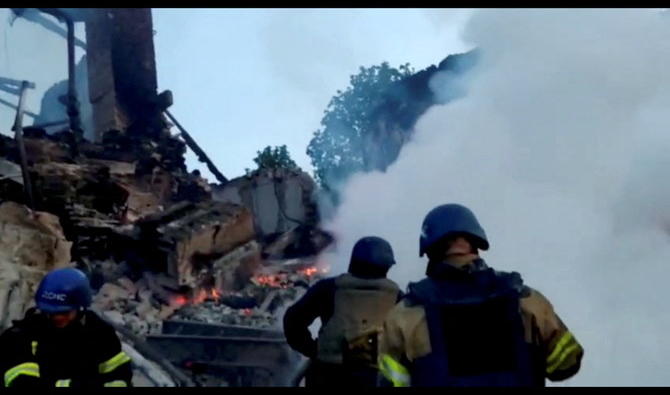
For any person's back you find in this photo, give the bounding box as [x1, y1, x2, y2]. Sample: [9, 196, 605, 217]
[284, 236, 401, 387]
[379, 204, 583, 387]
[0, 268, 132, 388]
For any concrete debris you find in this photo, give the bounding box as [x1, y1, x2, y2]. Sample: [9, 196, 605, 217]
[212, 240, 261, 291]
[172, 302, 274, 328]
[0, 8, 334, 386]
[87, 254, 325, 338]
[0, 201, 72, 269]
[93, 282, 133, 310]
[0, 158, 22, 185]
[0, 202, 73, 330]
[123, 341, 176, 387]
[92, 275, 168, 337]
[104, 310, 125, 327]
[130, 201, 256, 289]
[213, 167, 319, 237]
[262, 225, 333, 260]
[117, 276, 138, 295]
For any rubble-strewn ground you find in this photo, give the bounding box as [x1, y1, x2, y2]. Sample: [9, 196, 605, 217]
[1, 124, 331, 386]
[90, 259, 324, 337]
[0, 8, 335, 386]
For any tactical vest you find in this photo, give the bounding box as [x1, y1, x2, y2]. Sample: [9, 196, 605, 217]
[317, 273, 399, 367]
[406, 267, 535, 387]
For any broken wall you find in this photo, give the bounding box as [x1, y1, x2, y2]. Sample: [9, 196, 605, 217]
[133, 201, 257, 290]
[213, 168, 318, 237]
[85, 8, 160, 141]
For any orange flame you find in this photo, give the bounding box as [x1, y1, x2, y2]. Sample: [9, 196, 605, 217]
[298, 267, 318, 277]
[173, 295, 189, 307]
[174, 287, 223, 306]
[253, 274, 288, 288]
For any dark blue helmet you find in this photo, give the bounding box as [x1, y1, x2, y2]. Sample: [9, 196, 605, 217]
[348, 236, 396, 274]
[419, 203, 489, 257]
[35, 268, 92, 314]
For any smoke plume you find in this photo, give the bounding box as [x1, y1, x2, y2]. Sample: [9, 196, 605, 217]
[321, 9, 670, 385]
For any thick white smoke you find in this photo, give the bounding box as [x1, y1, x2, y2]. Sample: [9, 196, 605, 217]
[320, 9, 670, 386]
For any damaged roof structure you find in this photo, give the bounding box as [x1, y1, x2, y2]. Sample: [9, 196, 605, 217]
[0, 8, 332, 387]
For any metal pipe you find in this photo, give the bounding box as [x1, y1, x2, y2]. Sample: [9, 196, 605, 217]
[11, 8, 87, 49]
[66, 18, 81, 134]
[12, 81, 35, 209]
[164, 110, 228, 185]
[0, 77, 36, 91]
[0, 97, 39, 119]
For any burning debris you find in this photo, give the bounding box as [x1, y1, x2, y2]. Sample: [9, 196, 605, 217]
[0, 118, 332, 385]
[172, 259, 327, 328]
[0, 130, 331, 384]
[0, 8, 334, 387]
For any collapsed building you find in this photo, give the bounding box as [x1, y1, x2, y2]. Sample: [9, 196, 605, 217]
[0, 8, 332, 387]
[0, 7, 476, 387]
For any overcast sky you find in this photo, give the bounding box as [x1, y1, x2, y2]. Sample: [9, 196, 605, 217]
[5, 8, 670, 386]
[0, 8, 471, 181]
[152, 8, 472, 180]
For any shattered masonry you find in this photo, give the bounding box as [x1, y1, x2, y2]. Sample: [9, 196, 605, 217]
[0, 8, 332, 387]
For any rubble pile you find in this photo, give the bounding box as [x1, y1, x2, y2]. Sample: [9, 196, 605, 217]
[88, 256, 327, 336]
[0, 201, 72, 328]
[0, 128, 210, 262]
[0, 121, 333, 386]
[172, 260, 327, 328]
[0, 126, 331, 326]
[0, 7, 335, 386]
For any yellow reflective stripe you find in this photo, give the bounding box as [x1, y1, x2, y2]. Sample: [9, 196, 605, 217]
[99, 351, 132, 374]
[55, 379, 71, 387]
[104, 380, 128, 387]
[379, 354, 410, 387]
[546, 332, 580, 374]
[31, 341, 38, 356]
[4, 362, 40, 387]
[547, 332, 574, 365]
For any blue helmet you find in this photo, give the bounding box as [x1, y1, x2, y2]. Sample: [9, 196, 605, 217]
[419, 203, 489, 257]
[348, 236, 396, 272]
[35, 268, 92, 314]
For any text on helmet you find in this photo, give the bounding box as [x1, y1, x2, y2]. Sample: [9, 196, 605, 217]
[41, 292, 67, 301]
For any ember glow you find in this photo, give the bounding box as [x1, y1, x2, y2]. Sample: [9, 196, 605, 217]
[298, 267, 318, 277]
[173, 295, 189, 306]
[253, 274, 289, 289]
[191, 288, 222, 304]
[252, 263, 328, 289]
[173, 288, 222, 306]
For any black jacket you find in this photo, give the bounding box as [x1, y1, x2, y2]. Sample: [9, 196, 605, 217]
[283, 277, 403, 359]
[0, 308, 133, 388]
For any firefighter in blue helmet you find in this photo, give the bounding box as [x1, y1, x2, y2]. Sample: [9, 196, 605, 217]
[0, 268, 132, 388]
[283, 236, 402, 387]
[378, 204, 584, 387]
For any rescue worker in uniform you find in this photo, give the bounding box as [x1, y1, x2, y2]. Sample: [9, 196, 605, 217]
[283, 236, 402, 387]
[378, 203, 584, 387]
[0, 267, 133, 388]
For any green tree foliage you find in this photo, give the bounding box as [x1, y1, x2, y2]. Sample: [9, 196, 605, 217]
[307, 62, 413, 192]
[250, 145, 299, 172]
